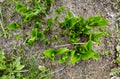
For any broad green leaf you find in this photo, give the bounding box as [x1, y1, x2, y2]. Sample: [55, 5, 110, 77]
[43, 48, 54, 59]
[7, 23, 22, 30]
[44, 39, 50, 45]
[0, 75, 7, 79]
[0, 64, 6, 70]
[66, 18, 76, 28]
[25, 37, 36, 46]
[15, 1, 27, 13]
[52, 35, 58, 40]
[37, 32, 45, 40]
[45, 0, 54, 7]
[16, 65, 24, 70]
[66, 11, 73, 18]
[48, 18, 54, 27]
[14, 35, 24, 40]
[70, 37, 80, 43]
[92, 53, 99, 60]
[116, 45, 120, 52]
[34, 22, 42, 29]
[86, 15, 108, 27]
[13, 58, 21, 67]
[58, 54, 69, 63]
[0, 50, 5, 62]
[86, 40, 93, 51]
[31, 28, 38, 38]
[54, 6, 65, 14]
[90, 32, 103, 44]
[70, 50, 80, 65]
[81, 51, 95, 60]
[56, 48, 69, 55]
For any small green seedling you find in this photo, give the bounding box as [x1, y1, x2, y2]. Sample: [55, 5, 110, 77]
[7, 22, 22, 30]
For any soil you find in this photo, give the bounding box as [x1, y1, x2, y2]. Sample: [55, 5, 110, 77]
[0, 0, 119, 79]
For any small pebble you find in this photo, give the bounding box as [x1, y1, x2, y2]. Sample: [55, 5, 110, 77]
[111, 76, 120, 79]
[0, 0, 4, 2]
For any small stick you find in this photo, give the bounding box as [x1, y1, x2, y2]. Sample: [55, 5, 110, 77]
[0, 6, 7, 38]
[42, 66, 65, 77]
[54, 42, 85, 48]
[13, 70, 29, 72]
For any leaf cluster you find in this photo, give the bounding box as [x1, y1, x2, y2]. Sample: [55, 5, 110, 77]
[44, 12, 108, 65]
[60, 12, 108, 43]
[44, 40, 99, 65]
[14, 0, 54, 22]
[0, 50, 24, 79]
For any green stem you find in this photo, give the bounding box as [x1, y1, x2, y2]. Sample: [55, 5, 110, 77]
[0, 6, 7, 37]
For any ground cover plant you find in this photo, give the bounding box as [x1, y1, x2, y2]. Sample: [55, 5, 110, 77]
[0, 0, 109, 78]
[110, 0, 120, 77]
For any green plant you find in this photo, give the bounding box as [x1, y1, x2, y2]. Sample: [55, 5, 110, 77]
[14, 0, 54, 23]
[60, 12, 108, 43]
[43, 12, 108, 65]
[14, 0, 46, 22]
[25, 24, 46, 46]
[113, 45, 120, 65]
[0, 49, 52, 79]
[0, 50, 25, 79]
[7, 22, 22, 30]
[0, 6, 7, 37]
[110, 68, 120, 76]
[44, 40, 99, 65]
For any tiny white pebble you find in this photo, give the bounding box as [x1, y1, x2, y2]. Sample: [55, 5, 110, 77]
[111, 76, 120, 79]
[0, 0, 4, 2]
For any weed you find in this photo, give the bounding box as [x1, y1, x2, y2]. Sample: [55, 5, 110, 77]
[0, 6, 7, 38]
[0, 50, 25, 79]
[43, 12, 108, 65]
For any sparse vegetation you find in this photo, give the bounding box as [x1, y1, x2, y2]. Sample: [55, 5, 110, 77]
[2, 0, 119, 79]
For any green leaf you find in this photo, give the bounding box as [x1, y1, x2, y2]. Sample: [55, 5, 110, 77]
[71, 50, 80, 65]
[31, 28, 38, 38]
[52, 35, 58, 40]
[34, 21, 42, 29]
[54, 6, 65, 14]
[66, 11, 73, 18]
[116, 45, 120, 52]
[92, 53, 99, 60]
[0, 50, 5, 62]
[7, 22, 22, 30]
[56, 48, 69, 55]
[25, 37, 36, 46]
[16, 65, 24, 70]
[86, 40, 93, 51]
[43, 48, 55, 60]
[13, 58, 21, 67]
[0, 64, 6, 70]
[90, 32, 104, 44]
[44, 39, 50, 45]
[15, 1, 27, 13]
[37, 32, 45, 40]
[81, 51, 95, 60]
[86, 15, 108, 27]
[14, 35, 24, 40]
[48, 18, 54, 27]
[58, 54, 69, 63]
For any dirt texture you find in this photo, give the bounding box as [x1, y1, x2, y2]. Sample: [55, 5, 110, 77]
[0, 0, 119, 79]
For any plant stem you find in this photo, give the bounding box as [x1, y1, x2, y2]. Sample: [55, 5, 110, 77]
[13, 70, 29, 72]
[0, 5, 7, 38]
[54, 42, 85, 48]
[42, 66, 65, 77]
